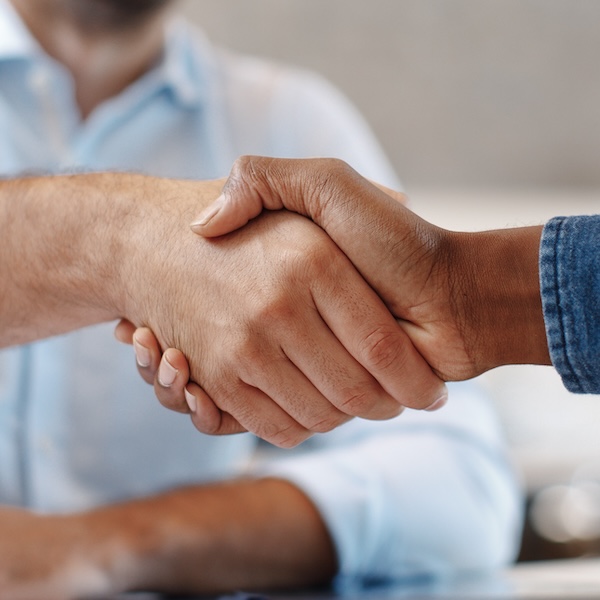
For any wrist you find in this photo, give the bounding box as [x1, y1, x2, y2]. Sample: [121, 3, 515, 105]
[40, 512, 127, 596]
[114, 176, 224, 336]
[29, 173, 155, 326]
[453, 226, 550, 370]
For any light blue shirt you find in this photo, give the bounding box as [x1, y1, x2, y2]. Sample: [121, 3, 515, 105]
[0, 0, 522, 583]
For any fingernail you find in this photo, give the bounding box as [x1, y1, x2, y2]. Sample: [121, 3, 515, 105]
[133, 338, 151, 368]
[184, 388, 197, 413]
[426, 391, 448, 412]
[158, 357, 178, 388]
[191, 194, 224, 228]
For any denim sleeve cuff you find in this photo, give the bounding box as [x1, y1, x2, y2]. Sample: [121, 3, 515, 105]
[540, 215, 600, 394]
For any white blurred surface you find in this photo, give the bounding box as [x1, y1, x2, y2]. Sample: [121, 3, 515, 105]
[181, 1, 600, 190]
[501, 558, 600, 598]
[410, 188, 600, 231]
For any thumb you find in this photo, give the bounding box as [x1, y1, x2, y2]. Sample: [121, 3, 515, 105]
[189, 155, 422, 320]
[191, 155, 392, 237]
[190, 157, 436, 319]
[191, 156, 290, 237]
[190, 189, 264, 238]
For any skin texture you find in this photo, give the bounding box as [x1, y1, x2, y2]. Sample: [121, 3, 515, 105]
[136, 156, 550, 419]
[1, 171, 446, 446]
[196, 156, 551, 375]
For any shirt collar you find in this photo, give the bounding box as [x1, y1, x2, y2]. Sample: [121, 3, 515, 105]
[156, 17, 209, 109]
[0, 1, 209, 108]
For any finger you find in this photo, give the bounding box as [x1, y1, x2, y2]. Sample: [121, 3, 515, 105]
[187, 382, 247, 436]
[153, 351, 252, 433]
[155, 363, 249, 434]
[205, 382, 313, 448]
[262, 312, 404, 423]
[154, 348, 192, 414]
[191, 156, 407, 238]
[149, 332, 350, 445]
[114, 318, 136, 344]
[191, 156, 284, 237]
[191, 192, 265, 238]
[133, 327, 162, 386]
[190, 156, 302, 237]
[240, 350, 354, 432]
[311, 251, 448, 411]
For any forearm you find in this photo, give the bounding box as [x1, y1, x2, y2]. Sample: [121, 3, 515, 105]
[1, 173, 144, 347]
[262, 388, 522, 581]
[0, 173, 221, 349]
[73, 479, 336, 594]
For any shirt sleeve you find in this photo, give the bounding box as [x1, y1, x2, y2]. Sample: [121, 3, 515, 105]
[540, 215, 600, 394]
[256, 381, 523, 585]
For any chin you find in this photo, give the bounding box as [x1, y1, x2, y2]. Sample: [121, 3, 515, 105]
[67, 0, 174, 30]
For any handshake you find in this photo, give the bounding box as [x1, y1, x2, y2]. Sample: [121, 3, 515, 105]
[115, 157, 550, 447]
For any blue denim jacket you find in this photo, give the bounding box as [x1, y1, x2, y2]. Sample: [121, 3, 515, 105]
[540, 215, 600, 393]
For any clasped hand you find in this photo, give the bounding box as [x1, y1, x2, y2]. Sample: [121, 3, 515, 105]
[118, 158, 491, 445]
[117, 170, 448, 446]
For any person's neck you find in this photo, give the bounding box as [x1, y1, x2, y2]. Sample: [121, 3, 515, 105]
[10, 0, 171, 119]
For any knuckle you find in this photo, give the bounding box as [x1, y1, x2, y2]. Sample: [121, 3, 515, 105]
[408, 388, 443, 410]
[263, 423, 309, 449]
[226, 156, 253, 194]
[309, 157, 353, 183]
[229, 337, 257, 366]
[307, 412, 348, 434]
[338, 389, 378, 417]
[258, 292, 298, 325]
[192, 412, 222, 435]
[154, 386, 185, 412]
[307, 158, 356, 218]
[339, 388, 404, 421]
[371, 402, 405, 421]
[227, 155, 273, 196]
[286, 240, 337, 286]
[324, 157, 354, 177]
[161, 398, 190, 415]
[272, 433, 308, 449]
[230, 345, 286, 389]
[360, 326, 408, 372]
[229, 332, 268, 374]
[230, 155, 259, 181]
[233, 300, 302, 366]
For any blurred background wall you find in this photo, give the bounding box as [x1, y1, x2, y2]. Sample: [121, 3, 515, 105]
[179, 0, 600, 560]
[180, 0, 600, 190]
